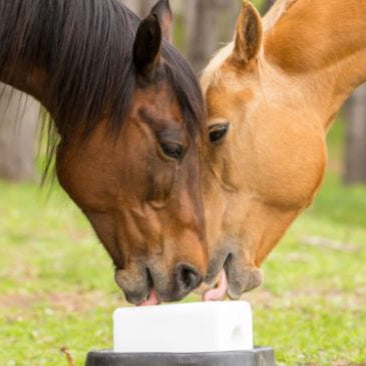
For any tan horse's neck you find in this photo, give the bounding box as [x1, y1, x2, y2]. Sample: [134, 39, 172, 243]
[264, 0, 366, 129]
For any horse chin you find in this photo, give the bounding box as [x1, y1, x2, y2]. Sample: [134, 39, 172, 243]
[137, 287, 186, 306]
[226, 266, 263, 299]
[115, 268, 151, 305]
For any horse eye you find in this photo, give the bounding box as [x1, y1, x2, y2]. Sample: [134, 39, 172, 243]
[209, 123, 230, 144]
[160, 142, 185, 160]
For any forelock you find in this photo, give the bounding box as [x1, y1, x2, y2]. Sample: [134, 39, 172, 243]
[200, 43, 234, 94]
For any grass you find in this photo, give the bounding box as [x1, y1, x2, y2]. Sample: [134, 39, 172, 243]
[255, 187, 366, 365]
[1, 118, 366, 366]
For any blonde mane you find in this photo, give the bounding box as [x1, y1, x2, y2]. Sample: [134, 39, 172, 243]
[200, 43, 234, 94]
[263, 0, 298, 32]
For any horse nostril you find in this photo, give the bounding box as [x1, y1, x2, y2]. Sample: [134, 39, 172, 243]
[175, 264, 202, 294]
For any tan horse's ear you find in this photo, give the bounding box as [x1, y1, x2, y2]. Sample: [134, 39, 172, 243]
[151, 0, 173, 43]
[231, 1, 263, 66]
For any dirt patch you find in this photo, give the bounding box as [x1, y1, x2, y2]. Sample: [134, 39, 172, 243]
[295, 362, 366, 366]
[0, 291, 125, 312]
[0, 293, 40, 309]
[241, 288, 366, 311]
[1, 261, 39, 282]
[332, 362, 366, 366]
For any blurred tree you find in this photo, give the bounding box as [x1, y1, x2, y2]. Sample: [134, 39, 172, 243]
[262, 0, 275, 15]
[0, 84, 39, 182]
[185, 0, 239, 75]
[122, 0, 156, 17]
[344, 84, 366, 184]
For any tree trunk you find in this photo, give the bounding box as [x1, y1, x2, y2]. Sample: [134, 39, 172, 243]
[138, 0, 157, 17]
[262, 0, 275, 15]
[121, 0, 139, 15]
[185, 0, 239, 75]
[122, 0, 156, 17]
[344, 84, 366, 184]
[0, 84, 39, 182]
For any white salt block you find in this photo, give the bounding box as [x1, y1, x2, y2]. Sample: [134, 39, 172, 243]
[113, 301, 253, 353]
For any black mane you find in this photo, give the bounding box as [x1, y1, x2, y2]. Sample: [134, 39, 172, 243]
[0, 0, 204, 140]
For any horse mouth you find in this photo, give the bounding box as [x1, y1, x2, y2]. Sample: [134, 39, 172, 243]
[138, 272, 229, 306]
[201, 254, 263, 301]
[122, 254, 262, 305]
[138, 288, 161, 306]
[138, 269, 161, 306]
[199, 253, 231, 301]
[202, 270, 228, 301]
[131, 266, 203, 306]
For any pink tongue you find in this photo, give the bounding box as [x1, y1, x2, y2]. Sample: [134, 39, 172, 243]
[138, 272, 228, 305]
[202, 271, 228, 302]
[138, 288, 160, 306]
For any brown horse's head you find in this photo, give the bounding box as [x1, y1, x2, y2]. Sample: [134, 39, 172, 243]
[55, 1, 207, 304]
[200, 0, 328, 299]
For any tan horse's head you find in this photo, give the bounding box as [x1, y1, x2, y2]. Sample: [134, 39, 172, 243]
[201, 0, 330, 299]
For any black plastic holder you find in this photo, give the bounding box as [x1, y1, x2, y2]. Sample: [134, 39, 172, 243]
[85, 347, 276, 366]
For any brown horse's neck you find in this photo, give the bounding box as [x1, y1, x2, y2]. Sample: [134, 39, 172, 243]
[1, 64, 48, 107]
[264, 0, 366, 130]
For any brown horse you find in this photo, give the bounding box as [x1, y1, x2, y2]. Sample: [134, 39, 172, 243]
[201, 0, 366, 300]
[0, 0, 207, 305]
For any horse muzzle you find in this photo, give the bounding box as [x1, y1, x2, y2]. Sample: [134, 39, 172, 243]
[115, 262, 204, 305]
[201, 251, 263, 300]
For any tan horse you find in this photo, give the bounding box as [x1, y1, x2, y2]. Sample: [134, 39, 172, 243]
[201, 0, 366, 300]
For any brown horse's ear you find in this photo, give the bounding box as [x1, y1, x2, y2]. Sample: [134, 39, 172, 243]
[151, 0, 173, 43]
[133, 14, 162, 79]
[230, 0, 263, 66]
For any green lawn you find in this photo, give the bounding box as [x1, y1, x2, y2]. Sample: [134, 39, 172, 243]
[1, 120, 366, 366]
